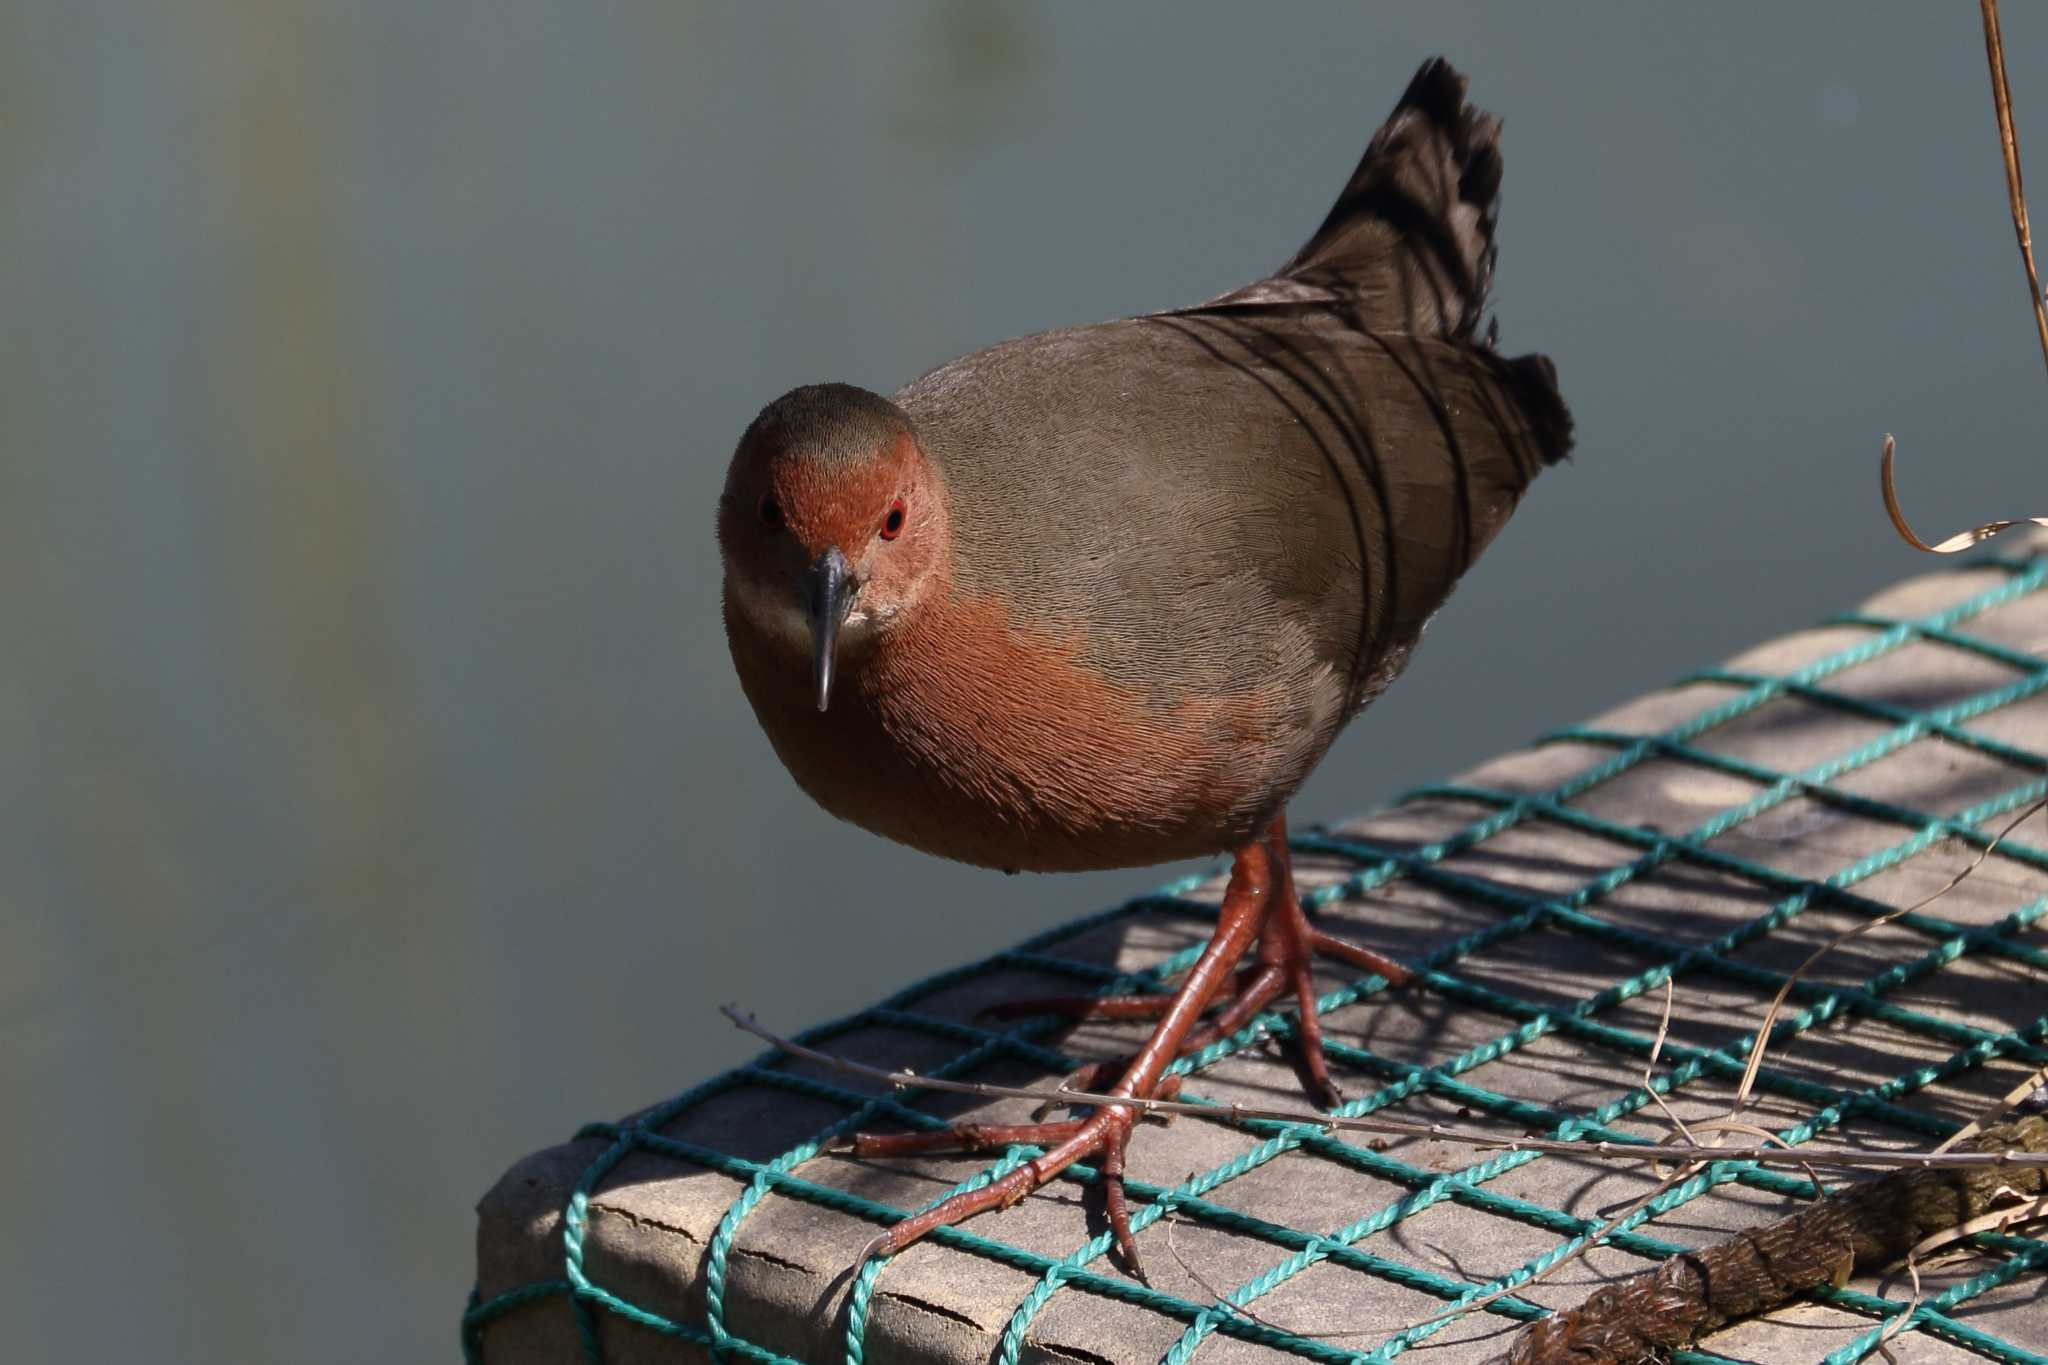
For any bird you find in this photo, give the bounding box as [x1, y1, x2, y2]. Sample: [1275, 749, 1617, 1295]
[717, 57, 1572, 1277]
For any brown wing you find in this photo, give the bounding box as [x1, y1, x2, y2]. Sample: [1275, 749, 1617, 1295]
[897, 307, 1567, 721]
[1139, 304, 1570, 713]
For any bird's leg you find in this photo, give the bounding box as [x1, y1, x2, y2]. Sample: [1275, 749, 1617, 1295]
[846, 819, 1417, 1272]
[1013, 817, 1416, 1105]
[1167, 817, 1414, 1107]
[1048, 965, 1288, 1101]
[1257, 818, 1344, 1108]
[847, 837, 1278, 1279]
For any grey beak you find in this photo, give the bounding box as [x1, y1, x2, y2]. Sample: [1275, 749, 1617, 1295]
[800, 547, 858, 712]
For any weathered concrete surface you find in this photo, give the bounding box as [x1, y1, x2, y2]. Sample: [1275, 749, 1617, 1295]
[474, 563, 2048, 1364]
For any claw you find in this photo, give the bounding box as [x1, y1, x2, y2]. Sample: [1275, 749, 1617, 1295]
[845, 815, 1411, 1266]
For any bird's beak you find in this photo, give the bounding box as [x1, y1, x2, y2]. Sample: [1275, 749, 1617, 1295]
[800, 546, 858, 712]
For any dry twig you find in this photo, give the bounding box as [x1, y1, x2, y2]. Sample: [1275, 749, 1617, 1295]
[720, 1006, 2048, 1173]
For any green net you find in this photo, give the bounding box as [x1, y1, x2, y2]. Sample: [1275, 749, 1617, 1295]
[466, 555, 2048, 1365]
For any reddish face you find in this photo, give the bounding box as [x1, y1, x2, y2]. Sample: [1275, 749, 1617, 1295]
[718, 394, 947, 711]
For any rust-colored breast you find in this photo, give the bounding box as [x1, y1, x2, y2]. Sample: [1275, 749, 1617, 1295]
[727, 582, 1306, 872]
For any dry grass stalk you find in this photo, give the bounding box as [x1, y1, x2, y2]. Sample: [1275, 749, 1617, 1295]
[1981, 0, 2048, 377]
[1723, 794, 2047, 1124]
[1882, 0, 2048, 553]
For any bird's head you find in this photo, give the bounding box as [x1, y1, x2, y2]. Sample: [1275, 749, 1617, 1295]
[718, 383, 948, 712]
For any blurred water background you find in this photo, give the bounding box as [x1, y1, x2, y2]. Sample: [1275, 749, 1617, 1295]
[6, 4, 2048, 1361]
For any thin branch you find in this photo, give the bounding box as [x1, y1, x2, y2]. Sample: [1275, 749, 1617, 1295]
[721, 1006, 2048, 1172]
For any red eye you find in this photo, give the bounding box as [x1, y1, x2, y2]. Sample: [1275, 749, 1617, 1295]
[758, 494, 783, 529]
[880, 499, 906, 540]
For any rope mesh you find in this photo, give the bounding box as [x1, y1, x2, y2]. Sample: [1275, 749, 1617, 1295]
[466, 556, 2048, 1365]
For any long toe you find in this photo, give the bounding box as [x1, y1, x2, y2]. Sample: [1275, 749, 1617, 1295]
[1304, 925, 1415, 987]
[861, 835, 1274, 1266]
[865, 1106, 1143, 1272]
[1283, 959, 1346, 1112]
[1032, 922, 1393, 1115]
[846, 1118, 1093, 1159]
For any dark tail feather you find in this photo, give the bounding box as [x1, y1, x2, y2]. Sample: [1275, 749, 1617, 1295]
[1503, 352, 1574, 467]
[1283, 58, 1505, 340]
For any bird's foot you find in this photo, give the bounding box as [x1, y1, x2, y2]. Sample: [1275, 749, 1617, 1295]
[841, 819, 1410, 1270]
[843, 834, 1280, 1275]
[848, 1099, 1157, 1276]
[999, 822, 1413, 1114]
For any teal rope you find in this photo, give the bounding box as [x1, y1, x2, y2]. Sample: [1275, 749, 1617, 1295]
[1821, 1239, 2048, 1365]
[468, 556, 2048, 1358]
[843, 1144, 1039, 1365]
[1828, 610, 2048, 674]
[1138, 958, 2048, 1364]
[948, 559, 2048, 1362]
[991, 828, 2048, 1365]
[1406, 780, 2048, 972]
[462, 555, 2048, 1365]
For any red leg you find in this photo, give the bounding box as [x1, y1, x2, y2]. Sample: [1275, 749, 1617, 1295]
[856, 835, 1278, 1279]
[1267, 815, 1414, 988]
[1035, 819, 1412, 1107]
[851, 814, 1415, 1273]
[1056, 828, 1362, 1106]
[1304, 924, 1415, 983]
[1029, 965, 1266, 1110]
[1260, 822, 1343, 1107]
[1067, 962, 1288, 1094]
[982, 826, 1410, 1039]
